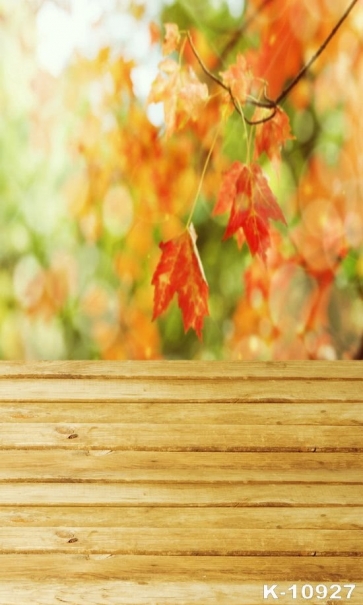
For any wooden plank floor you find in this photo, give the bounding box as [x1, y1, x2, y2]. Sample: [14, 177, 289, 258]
[0, 361, 362, 604]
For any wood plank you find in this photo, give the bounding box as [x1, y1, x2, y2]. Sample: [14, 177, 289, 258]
[0, 580, 361, 605]
[0, 361, 360, 603]
[0, 360, 362, 380]
[1, 450, 362, 470]
[0, 554, 361, 581]
[0, 527, 361, 555]
[2, 506, 363, 529]
[0, 423, 362, 450]
[0, 483, 361, 506]
[0, 451, 361, 482]
[0, 378, 361, 401]
[1, 401, 362, 425]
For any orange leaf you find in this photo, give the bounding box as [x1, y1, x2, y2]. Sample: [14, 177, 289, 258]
[148, 59, 209, 137]
[151, 224, 209, 338]
[254, 107, 294, 164]
[220, 54, 252, 105]
[214, 162, 286, 261]
[213, 161, 244, 216]
[162, 23, 181, 56]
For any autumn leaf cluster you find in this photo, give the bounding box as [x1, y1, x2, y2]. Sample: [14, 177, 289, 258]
[149, 22, 293, 338]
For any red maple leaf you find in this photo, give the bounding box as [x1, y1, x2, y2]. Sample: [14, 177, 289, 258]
[254, 106, 294, 164]
[213, 161, 286, 261]
[151, 224, 209, 338]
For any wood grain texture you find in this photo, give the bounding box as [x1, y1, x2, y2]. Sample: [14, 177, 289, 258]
[1, 401, 362, 424]
[1, 482, 362, 506]
[0, 422, 362, 450]
[0, 451, 361, 482]
[0, 527, 362, 555]
[0, 554, 361, 581]
[0, 361, 361, 604]
[0, 360, 361, 379]
[0, 581, 361, 605]
[0, 377, 361, 401]
[2, 506, 363, 528]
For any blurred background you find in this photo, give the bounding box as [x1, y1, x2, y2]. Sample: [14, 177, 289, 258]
[0, 0, 363, 360]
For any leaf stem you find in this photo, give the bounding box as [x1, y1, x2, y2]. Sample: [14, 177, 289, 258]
[186, 122, 222, 228]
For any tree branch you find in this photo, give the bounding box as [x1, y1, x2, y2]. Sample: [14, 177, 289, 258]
[188, 0, 360, 125]
[187, 32, 229, 93]
[276, 0, 360, 105]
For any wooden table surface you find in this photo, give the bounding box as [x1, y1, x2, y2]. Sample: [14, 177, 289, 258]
[0, 361, 362, 604]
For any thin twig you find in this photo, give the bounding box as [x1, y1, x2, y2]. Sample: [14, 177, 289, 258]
[276, 0, 360, 104]
[187, 32, 273, 119]
[187, 32, 229, 92]
[245, 107, 277, 126]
